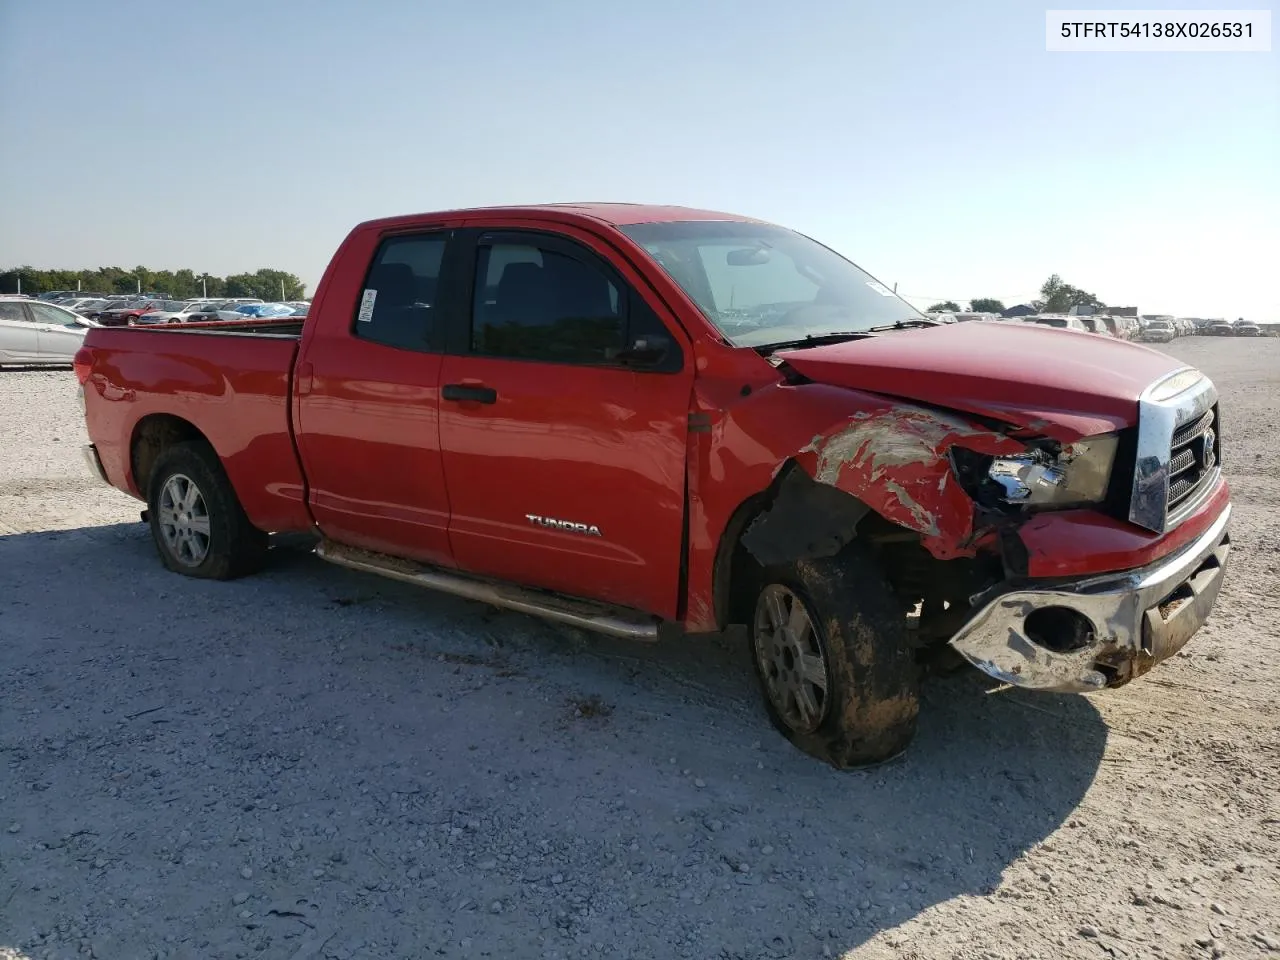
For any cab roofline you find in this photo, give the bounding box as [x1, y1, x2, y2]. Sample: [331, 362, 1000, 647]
[354, 203, 767, 233]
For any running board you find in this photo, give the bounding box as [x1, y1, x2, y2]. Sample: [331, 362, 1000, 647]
[314, 539, 663, 642]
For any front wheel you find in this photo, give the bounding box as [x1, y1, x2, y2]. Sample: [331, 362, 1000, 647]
[147, 441, 268, 579]
[750, 545, 919, 768]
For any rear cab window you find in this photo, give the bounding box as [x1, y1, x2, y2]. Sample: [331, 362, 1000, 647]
[353, 234, 447, 352]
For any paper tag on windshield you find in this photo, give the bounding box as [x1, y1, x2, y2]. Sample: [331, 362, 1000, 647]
[865, 280, 895, 297]
[357, 288, 377, 322]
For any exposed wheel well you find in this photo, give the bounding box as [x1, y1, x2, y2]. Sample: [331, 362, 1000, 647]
[712, 461, 996, 638]
[130, 414, 210, 496]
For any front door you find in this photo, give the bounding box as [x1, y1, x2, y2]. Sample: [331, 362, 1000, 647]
[437, 227, 694, 619]
[294, 229, 457, 567]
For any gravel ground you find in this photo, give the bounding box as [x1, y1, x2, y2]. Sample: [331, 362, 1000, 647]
[1, 337, 1278, 960]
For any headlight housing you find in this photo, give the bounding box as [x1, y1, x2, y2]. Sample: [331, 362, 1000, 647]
[953, 433, 1119, 511]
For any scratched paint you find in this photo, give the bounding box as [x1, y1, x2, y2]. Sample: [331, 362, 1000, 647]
[801, 404, 1025, 560]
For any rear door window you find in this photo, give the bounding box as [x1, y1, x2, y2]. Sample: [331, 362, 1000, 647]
[0, 302, 30, 323]
[354, 234, 448, 352]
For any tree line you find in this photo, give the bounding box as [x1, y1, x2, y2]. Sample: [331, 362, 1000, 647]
[928, 275, 1106, 315]
[0, 266, 307, 301]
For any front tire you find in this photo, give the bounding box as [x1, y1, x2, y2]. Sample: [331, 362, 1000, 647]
[750, 545, 919, 768]
[147, 441, 268, 579]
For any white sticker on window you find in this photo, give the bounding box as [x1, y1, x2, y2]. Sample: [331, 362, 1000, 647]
[865, 280, 896, 297]
[357, 288, 377, 322]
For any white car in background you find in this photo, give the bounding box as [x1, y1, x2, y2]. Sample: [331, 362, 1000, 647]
[0, 298, 93, 367]
[134, 300, 222, 325]
[1138, 319, 1177, 343]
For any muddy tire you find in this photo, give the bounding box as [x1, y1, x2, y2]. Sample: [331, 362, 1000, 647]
[146, 441, 268, 580]
[749, 545, 919, 768]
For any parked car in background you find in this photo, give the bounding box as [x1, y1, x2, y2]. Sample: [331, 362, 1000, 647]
[1234, 321, 1260, 337]
[1029, 315, 1090, 333]
[98, 299, 166, 327]
[0, 297, 92, 366]
[948, 312, 1001, 324]
[182, 301, 230, 322]
[81, 300, 128, 322]
[1098, 315, 1137, 339]
[1138, 319, 1176, 343]
[1207, 321, 1235, 336]
[135, 300, 222, 325]
[69, 299, 112, 317]
[47, 293, 108, 304]
[232, 302, 299, 320]
[1077, 317, 1112, 336]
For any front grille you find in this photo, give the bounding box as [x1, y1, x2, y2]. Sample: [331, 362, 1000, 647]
[1167, 405, 1218, 513]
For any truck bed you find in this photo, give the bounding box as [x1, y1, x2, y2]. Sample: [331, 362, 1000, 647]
[79, 322, 312, 533]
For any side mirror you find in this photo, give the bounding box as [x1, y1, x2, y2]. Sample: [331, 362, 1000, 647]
[615, 334, 670, 367]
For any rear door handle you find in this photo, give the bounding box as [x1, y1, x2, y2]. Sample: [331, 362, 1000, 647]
[442, 383, 497, 404]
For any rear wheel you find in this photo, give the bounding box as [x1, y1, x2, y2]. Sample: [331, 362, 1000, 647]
[147, 441, 268, 579]
[749, 545, 919, 768]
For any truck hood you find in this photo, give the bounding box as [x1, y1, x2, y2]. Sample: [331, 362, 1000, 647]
[776, 321, 1186, 441]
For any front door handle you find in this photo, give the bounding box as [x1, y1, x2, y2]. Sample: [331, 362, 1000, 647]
[442, 383, 497, 404]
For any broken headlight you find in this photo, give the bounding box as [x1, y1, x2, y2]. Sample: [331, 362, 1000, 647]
[953, 434, 1119, 510]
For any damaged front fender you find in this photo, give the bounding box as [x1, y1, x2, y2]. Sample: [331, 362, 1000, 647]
[796, 404, 1029, 560]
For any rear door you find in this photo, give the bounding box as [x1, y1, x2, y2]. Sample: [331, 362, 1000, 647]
[435, 226, 694, 618]
[293, 227, 459, 567]
[0, 301, 41, 363]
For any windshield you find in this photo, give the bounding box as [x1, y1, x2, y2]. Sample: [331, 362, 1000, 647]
[617, 221, 922, 347]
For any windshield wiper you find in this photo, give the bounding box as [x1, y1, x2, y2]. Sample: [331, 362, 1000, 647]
[864, 318, 941, 332]
[753, 331, 875, 354]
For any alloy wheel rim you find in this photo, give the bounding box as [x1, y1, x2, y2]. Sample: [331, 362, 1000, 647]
[753, 584, 831, 734]
[158, 473, 211, 566]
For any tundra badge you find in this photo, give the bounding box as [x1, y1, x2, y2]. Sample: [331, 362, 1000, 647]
[526, 514, 603, 537]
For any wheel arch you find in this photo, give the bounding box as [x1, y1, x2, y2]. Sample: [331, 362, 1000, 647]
[712, 460, 907, 631]
[129, 413, 213, 497]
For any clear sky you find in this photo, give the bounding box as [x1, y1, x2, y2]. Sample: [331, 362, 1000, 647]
[1, 0, 1276, 319]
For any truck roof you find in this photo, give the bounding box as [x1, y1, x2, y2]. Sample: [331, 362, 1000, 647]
[356, 203, 762, 233]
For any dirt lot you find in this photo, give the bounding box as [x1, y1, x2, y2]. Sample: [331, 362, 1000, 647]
[1, 337, 1277, 960]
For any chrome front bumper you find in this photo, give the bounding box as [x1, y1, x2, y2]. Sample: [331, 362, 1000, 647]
[949, 503, 1232, 693]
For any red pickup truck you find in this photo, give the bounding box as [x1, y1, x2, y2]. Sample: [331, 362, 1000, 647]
[76, 203, 1232, 768]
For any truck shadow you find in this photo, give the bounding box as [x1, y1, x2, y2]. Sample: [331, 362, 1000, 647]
[2, 524, 1108, 959]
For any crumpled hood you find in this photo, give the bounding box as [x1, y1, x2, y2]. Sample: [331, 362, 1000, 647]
[777, 321, 1188, 440]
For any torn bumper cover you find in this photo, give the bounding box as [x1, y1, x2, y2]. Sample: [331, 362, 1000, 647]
[948, 503, 1231, 693]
